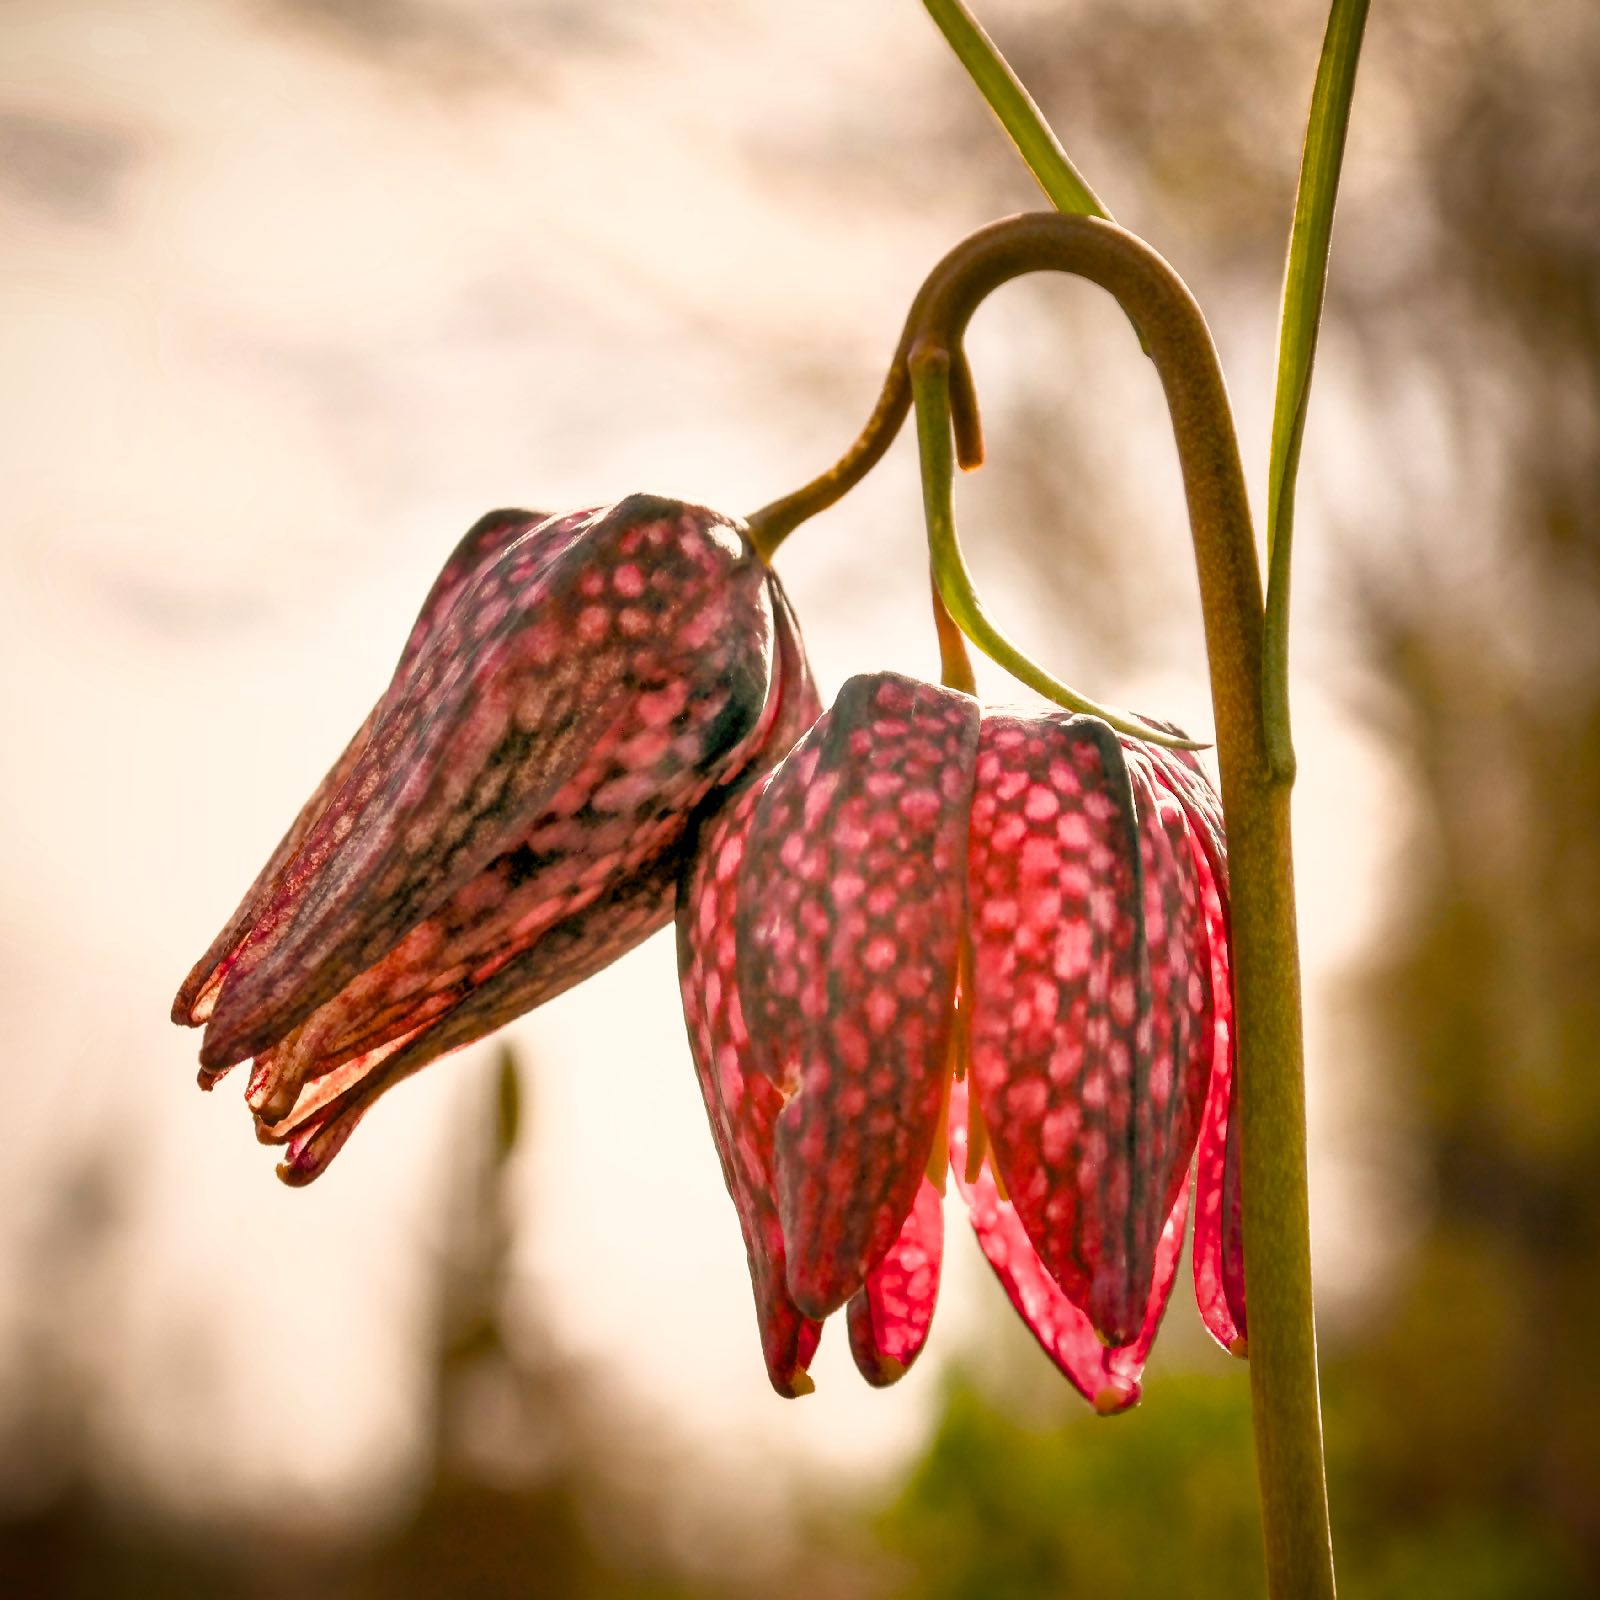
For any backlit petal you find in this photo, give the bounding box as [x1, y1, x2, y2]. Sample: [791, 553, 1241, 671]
[847, 1176, 945, 1387]
[174, 507, 572, 1037]
[269, 571, 817, 1188]
[674, 592, 826, 1395]
[196, 497, 778, 1080]
[966, 714, 1212, 1346]
[737, 674, 979, 1319]
[1186, 803, 1246, 1354]
[951, 1080, 1186, 1413]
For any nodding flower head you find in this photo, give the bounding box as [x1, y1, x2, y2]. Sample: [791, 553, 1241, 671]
[676, 671, 1244, 1406]
[173, 494, 815, 1185]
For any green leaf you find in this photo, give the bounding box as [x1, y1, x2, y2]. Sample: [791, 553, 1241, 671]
[922, 0, 1110, 220]
[1262, 0, 1373, 779]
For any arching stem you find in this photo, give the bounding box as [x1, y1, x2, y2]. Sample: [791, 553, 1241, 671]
[901, 212, 1333, 1600]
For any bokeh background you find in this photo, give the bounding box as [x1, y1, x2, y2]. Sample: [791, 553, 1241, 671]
[3, 0, 1596, 1594]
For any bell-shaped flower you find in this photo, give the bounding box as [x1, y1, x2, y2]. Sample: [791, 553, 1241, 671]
[676, 671, 1244, 1405]
[174, 494, 816, 1183]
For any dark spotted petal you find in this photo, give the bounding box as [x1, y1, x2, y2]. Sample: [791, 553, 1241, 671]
[1134, 744, 1244, 1351]
[1122, 742, 1216, 1301]
[265, 565, 820, 1188]
[736, 673, 979, 1320]
[966, 713, 1213, 1346]
[951, 1079, 1185, 1412]
[268, 849, 681, 1185]
[174, 507, 579, 1035]
[1183, 785, 1245, 1353]
[1143, 741, 1228, 896]
[195, 496, 777, 1078]
[673, 588, 826, 1393]
[678, 780, 822, 1395]
[846, 1176, 944, 1387]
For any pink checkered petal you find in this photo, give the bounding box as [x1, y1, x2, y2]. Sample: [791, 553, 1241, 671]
[737, 673, 979, 1320]
[191, 496, 778, 1086]
[847, 1176, 945, 1387]
[967, 713, 1212, 1346]
[673, 597, 826, 1395]
[174, 507, 577, 1040]
[951, 1080, 1186, 1412]
[262, 562, 817, 1188]
[1187, 807, 1245, 1353]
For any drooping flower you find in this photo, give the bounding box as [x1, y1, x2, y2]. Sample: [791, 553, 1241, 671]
[676, 671, 1244, 1406]
[173, 494, 816, 1183]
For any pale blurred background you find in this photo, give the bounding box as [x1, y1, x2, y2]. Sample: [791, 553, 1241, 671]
[2, 1, 1596, 1595]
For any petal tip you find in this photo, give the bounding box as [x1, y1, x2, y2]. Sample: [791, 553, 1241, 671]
[786, 1268, 852, 1324]
[1228, 1335, 1248, 1360]
[855, 1353, 909, 1390]
[1093, 1382, 1140, 1416]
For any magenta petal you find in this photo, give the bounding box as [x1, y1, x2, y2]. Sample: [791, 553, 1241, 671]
[175, 507, 570, 1040]
[264, 849, 683, 1183]
[269, 571, 820, 1188]
[194, 497, 779, 1078]
[674, 596, 826, 1395]
[678, 779, 823, 1396]
[951, 1080, 1185, 1412]
[1187, 810, 1246, 1354]
[966, 714, 1213, 1346]
[736, 673, 979, 1320]
[847, 1176, 945, 1387]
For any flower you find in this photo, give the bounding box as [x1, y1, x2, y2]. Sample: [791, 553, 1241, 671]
[173, 493, 817, 1184]
[677, 671, 1245, 1406]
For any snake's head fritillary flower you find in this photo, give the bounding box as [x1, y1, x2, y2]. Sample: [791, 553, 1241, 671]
[677, 671, 1244, 1404]
[174, 494, 815, 1184]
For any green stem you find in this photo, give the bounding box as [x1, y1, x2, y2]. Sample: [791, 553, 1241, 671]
[912, 341, 1194, 748]
[921, 0, 1111, 219]
[1263, 0, 1372, 780]
[903, 212, 1334, 1600]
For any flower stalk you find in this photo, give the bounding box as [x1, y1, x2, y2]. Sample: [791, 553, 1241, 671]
[902, 212, 1333, 1600]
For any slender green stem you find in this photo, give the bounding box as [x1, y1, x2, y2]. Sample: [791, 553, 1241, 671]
[901, 212, 1334, 1600]
[1263, 0, 1372, 780]
[911, 344, 1193, 747]
[922, 0, 1111, 219]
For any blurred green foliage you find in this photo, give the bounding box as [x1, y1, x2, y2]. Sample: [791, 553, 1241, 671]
[876, 1369, 1263, 1600]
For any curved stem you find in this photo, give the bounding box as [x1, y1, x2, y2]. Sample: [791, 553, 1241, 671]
[912, 346, 1194, 748]
[896, 212, 1333, 1599]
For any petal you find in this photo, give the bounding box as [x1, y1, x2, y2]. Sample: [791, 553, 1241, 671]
[951, 1079, 1186, 1413]
[1122, 744, 1216, 1284]
[677, 781, 823, 1397]
[668, 590, 825, 1394]
[266, 848, 681, 1184]
[174, 507, 572, 1036]
[1134, 744, 1245, 1352]
[847, 1176, 945, 1387]
[1142, 740, 1228, 894]
[264, 560, 822, 1185]
[737, 673, 979, 1319]
[1186, 806, 1246, 1354]
[197, 496, 777, 1076]
[966, 714, 1213, 1346]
